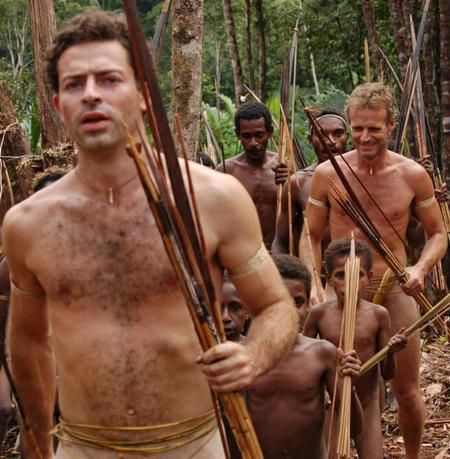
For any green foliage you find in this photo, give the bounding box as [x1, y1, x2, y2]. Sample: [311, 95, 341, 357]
[203, 95, 241, 159]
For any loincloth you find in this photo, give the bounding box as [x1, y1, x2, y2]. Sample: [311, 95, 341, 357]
[365, 268, 403, 304]
[51, 410, 218, 455]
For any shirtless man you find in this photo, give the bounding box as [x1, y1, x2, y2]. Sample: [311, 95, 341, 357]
[248, 254, 363, 459]
[272, 110, 348, 255]
[216, 101, 288, 250]
[301, 82, 448, 458]
[304, 239, 407, 459]
[3, 9, 298, 459]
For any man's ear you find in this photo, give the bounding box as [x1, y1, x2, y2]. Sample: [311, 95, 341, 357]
[138, 88, 146, 112]
[387, 121, 396, 136]
[53, 94, 62, 118]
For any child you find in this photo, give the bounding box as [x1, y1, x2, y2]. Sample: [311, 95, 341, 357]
[221, 274, 249, 342]
[303, 238, 407, 459]
[246, 254, 363, 459]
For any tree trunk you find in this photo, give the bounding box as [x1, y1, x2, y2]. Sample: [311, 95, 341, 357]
[244, 0, 256, 91]
[171, 0, 204, 160]
[388, 0, 410, 77]
[254, 0, 266, 101]
[362, 0, 383, 80]
[440, 0, 450, 183]
[422, 4, 440, 159]
[223, 0, 245, 105]
[0, 82, 32, 219]
[28, 0, 68, 149]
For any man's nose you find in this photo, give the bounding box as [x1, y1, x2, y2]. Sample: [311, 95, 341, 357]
[82, 76, 101, 103]
[360, 129, 370, 142]
[222, 306, 231, 322]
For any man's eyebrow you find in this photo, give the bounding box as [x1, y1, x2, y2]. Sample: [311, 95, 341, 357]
[61, 68, 124, 80]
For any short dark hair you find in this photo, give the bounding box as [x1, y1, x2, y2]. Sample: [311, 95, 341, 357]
[31, 167, 69, 192]
[199, 152, 215, 169]
[46, 8, 134, 92]
[234, 101, 273, 133]
[272, 254, 312, 299]
[324, 238, 373, 274]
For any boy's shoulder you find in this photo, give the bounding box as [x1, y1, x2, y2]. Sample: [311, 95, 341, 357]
[297, 335, 337, 360]
[359, 299, 389, 317]
[309, 299, 338, 317]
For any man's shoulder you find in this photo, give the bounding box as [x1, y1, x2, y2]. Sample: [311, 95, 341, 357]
[388, 151, 426, 175]
[191, 161, 250, 204]
[3, 175, 71, 232]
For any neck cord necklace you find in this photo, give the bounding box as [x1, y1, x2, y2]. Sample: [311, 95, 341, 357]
[75, 168, 138, 205]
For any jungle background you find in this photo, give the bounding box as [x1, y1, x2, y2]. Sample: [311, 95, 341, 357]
[0, 0, 449, 457]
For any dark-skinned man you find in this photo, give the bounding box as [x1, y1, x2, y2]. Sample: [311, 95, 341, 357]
[217, 101, 288, 250]
[272, 109, 348, 255]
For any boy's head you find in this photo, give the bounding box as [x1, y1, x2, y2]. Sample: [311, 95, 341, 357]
[221, 273, 249, 341]
[324, 238, 373, 303]
[272, 254, 311, 329]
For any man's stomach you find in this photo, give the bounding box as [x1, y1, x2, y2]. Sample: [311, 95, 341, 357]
[50, 298, 214, 429]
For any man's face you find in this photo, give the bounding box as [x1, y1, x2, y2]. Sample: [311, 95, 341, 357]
[221, 281, 248, 341]
[236, 118, 271, 161]
[283, 278, 309, 330]
[309, 116, 348, 162]
[53, 40, 145, 154]
[327, 256, 371, 304]
[349, 107, 394, 161]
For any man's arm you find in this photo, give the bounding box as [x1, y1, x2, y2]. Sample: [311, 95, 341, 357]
[271, 179, 303, 255]
[199, 176, 298, 392]
[2, 209, 56, 459]
[299, 166, 329, 304]
[377, 308, 407, 380]
[403, 166, 448, 295]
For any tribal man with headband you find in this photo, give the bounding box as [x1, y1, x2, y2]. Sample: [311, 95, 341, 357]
[302, 82, 447, 459]
[2, 8, 298, 459]
[272, 109, 348, 255]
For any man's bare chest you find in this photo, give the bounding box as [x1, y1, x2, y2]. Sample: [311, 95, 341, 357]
[232, 167, 277, 204]
[330, 171, 414, 225]
[32, 201, 178, 312]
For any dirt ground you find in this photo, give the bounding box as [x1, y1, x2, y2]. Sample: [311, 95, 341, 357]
[383, 338, 450, 459]
[1, 339, 449, 458]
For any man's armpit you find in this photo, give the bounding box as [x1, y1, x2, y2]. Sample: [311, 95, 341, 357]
[10, 279, 45, 299]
